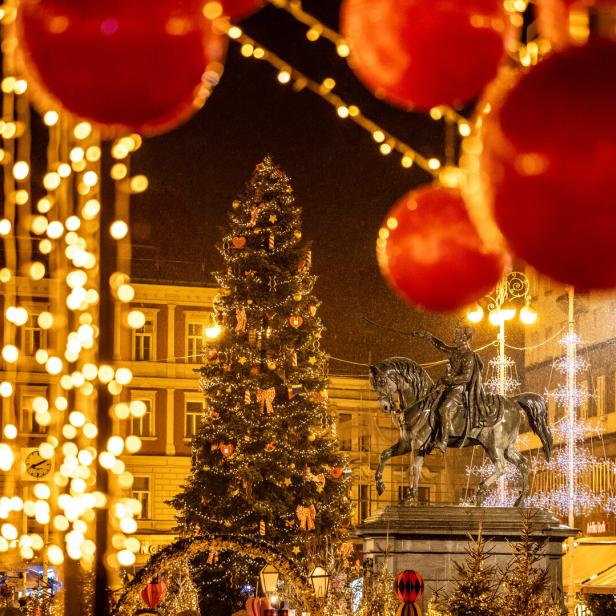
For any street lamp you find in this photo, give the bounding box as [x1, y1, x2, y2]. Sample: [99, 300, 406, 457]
[259, 564, 280, 595]
[309, 566, 330, 599]
[465, 271, 538, 502]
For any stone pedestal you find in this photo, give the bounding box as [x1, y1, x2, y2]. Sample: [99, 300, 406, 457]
[355, 505, 577, 612]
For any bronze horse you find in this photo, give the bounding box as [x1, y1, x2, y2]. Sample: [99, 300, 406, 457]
[369, 357, 552, 507]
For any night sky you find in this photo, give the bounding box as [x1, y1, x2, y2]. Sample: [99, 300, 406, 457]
[128, 0, 511, 373]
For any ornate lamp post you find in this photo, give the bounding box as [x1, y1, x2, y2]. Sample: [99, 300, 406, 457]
[259, 564, 280, 596]
[309, 566, 330, 603]
[466, 271, 538, 502]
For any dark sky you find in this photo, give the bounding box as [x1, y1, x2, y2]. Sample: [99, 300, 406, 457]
[129, 0, 511, 374]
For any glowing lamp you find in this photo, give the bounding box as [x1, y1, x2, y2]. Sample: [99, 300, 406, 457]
[309, 566, 330, 599]
[466, 304, 484, 324]
[205, 323, 221, 339]
[500, 305, 517, 321]
[488, 310, 504, 326]
[520, 302, 538, 325]
[259, 564, 279, 594]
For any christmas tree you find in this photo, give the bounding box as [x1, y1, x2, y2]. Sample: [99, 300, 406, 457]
[171, 156, 352, 614]
[432, 529, 501, 616]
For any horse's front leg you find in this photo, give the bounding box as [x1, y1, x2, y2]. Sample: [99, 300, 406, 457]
[406, 453, 425, 505]
[375, 441, 411, 496]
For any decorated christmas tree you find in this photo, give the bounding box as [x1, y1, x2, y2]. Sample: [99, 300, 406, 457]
[171, 156, 352, 614]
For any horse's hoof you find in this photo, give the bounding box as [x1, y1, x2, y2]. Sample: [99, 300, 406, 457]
[400, 497, 415, 507]
[376, 480, 386, 496]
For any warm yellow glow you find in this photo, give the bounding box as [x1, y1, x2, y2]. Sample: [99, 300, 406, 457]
[2, 345, 19, 363]
[336, 41, 350, 57]
[39, 443, 54, 459]
[0, 444, 14, 471]
[0, 381, 12, 397]
[125, 435, 142, 454]
[0, 219, 9, 236]
[113, 403, 130, 421]
[43, 172, 61, 191]
[1, 523, 17, 541]
[3, 424, 17, 439]
[43, 110, 59, 126]
[46, 356, 63, 374]
[29, 262, 46, 280]
[46, 220, 64, 239]
[33, 483, 50, 500]
[500, 306, 517, 321]
[466, 304, 484, 323]
[228, 26, 242, 39]
[277, 70, 291, 84]
[337, 106, 349, 118]
[203, 1, 223, 19]
[82, 199, 101, 220]
[12, 160, 30, 180]
[83, 170, 98, 187]
[117, 549, 136, 566]
[130, 175, 149, 193]
[110, 163, 128, 180]
[47, 544, 64, 565]
[459, 122, 472, 137]
[520, 303, 538, 325]
[74, 122, 92, 140]
[117, 284, 135, 302]
[115, 367, 132, 385]
[127, 310, 146, 329]
[428, 158, 441, 170]
[205, 323, 221, 339]
[110, 220, 128, 240]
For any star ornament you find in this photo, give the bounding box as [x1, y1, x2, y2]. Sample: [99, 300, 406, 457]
[238, 356, 248, 365]
[269, 214, 278, 223]
[283, 477, 292, 486]
[308, 356, 317, 365]
[292, 546, 301, 555]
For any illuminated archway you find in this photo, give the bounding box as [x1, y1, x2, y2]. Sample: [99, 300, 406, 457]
[114, 534, 319, 615]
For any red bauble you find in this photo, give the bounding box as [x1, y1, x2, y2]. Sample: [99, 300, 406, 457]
[141, 577, 167, 608]
[18, 0, 227, 136]
[481, 40, 616, 289]
[536, 0, 616, 49]
[377, 186, 508, 312]
[340, 0, 513, 110]
[222, 0, 265, 19]
[395, 569, 425, 603]
[396, 602, 422, 616]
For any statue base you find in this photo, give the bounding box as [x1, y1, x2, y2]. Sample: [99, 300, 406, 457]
[354, 505, 577, 611]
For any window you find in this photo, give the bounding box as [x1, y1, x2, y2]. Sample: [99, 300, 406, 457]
[22, 309, 46, 356]
[185, 398, 205, 438]
[579, 379, 589, 419]
[131, 476, 151, 519]
[398, 486, 410, 502]
[359, 434, 370, 453]
[338, 413, 352, 451]
[186, 322, 205, 363]
[130, 392, 156, 437]
[359, 484, 370, 522]
[132, 311, 158, 361]
[20, 389, 48, 435]
[596, 375, 606, 416]
[417, 486, 430, 505]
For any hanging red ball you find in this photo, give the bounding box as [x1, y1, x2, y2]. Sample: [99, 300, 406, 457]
[480, 40, 616, 289]
[17, 0, 227, 137]
[220, 0, 265, 20]
[377, 185, 508, 313]
[141, 577, 167, 608]
[395, 569, 425, 603]
[340, 0, 515, 110]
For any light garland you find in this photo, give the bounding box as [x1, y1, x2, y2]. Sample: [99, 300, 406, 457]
[218, 19, 449, 177]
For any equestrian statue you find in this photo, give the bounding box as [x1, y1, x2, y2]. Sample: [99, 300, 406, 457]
[369, 324, 552, 507]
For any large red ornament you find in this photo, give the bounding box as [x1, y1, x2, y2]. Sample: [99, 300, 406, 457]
[221, 0, 265, 20]
[395, 569, 425, 603]
[18, 0, 227, 137]
[340, 0, 514, 110]
[396, 602, 422, 616]
[377, 185, 508, 312]
[141, 576, 167, 608]
[479, 40, 616, 289]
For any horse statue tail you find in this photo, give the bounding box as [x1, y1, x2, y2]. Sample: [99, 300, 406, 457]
[512, 393, 553, 461]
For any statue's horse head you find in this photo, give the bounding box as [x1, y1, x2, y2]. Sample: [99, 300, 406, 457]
[369, 356, 434, 415]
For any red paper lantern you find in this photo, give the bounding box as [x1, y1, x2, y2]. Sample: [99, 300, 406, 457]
[17, 0, 227, 137]
[221, 0, 265, 20]
[396, 602, 422, 616]
[245, 597, 262, 616]
[536, 0, 616, 49]
[377, 185, 508, 312]
[141, 577, 167, 608]
[340, 0, 514, 110]
[395, 570, 424, 603]
[479, 40, 616, 289]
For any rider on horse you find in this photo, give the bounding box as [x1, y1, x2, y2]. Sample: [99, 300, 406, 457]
[412, 324, 498, 453]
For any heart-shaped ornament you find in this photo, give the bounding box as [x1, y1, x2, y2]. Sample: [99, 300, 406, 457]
[232, 236, 246, 248]
[289, 316, 303, 329]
